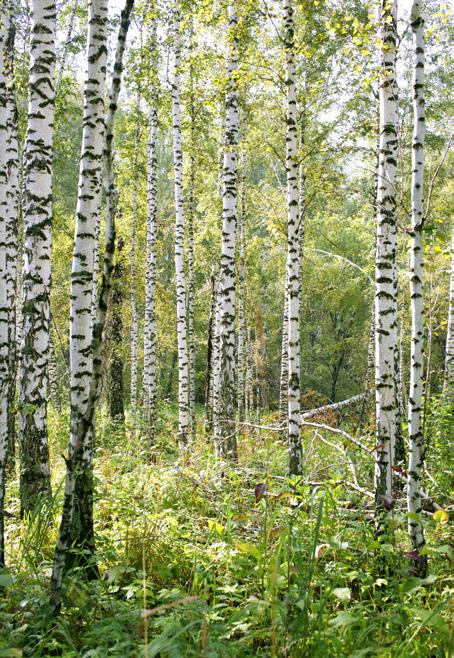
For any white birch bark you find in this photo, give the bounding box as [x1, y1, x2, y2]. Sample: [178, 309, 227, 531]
[237, 114, 247, 422]
[374, 0, 399, 511]
[18, 0, 56, 513]
[213, 0, 239, 459]
[130, 121, 139, 424]
[188, 31, 196, 439]
[407, 0, 427, 575]
[51, 0, 109, 606]
[279, 274, 289, 423]
[143, 11, 158, 448]
[284, 0, 302, 476]
[56, 0, 79, 90]
[0, 0, 19, 565]
[444, 225, 454, 400]
[171, 3, 190, 445]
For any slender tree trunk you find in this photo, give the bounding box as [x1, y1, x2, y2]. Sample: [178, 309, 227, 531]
[407, 0, 428, 576]
[109, 237, 125, 425]
[187, 33, 196, 439]
[130, 121, 139, 425]
[48, 331, 60, 411]
[237, 112, 247, 422]
[143, 14, 158, 450]
[56, 0, 79, 90]
[374, 0, 399, 516]
[5, 0, 19, 472]
[171, 3, 190, 446]
[214, 0, 239, 460]
[0, 0, 19, 565]
[279, 273, 289, 423]
[51, 0, 133, 607]
[18, 0, 56, 514]
[205, 267, 217, 433]
[444, 225, 454, 400]
[284, 0, 301, 475]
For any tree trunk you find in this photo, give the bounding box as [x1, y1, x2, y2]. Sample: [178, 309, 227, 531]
[0, 0, 19, 565]
[18, 0, 56, 514]
[130, 120, 139, 426]
[142, 10, 158, 450]
[279, 273, 289, 423]
[188, 28, 196, 439]
[374, 0, 399, 517]
[205, 267, 217, 434]
[109, 237, 125, 425]
[284, 0, 302, 476]
[407, 0, 428, 577]
[237, 111, 247, 422]
[444, 225, 454, 401]
[51, 0, 133, 608]
[214, 0, 239, 460]
[171, 3, 190, 446]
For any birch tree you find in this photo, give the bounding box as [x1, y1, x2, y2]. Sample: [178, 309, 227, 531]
[130, 122, 139, 424]
[143, 9, 158, 448]
[407, 0, 427, 576]
[18, 0, 56, 513]
[0, 0, 19, 565]
[237, 114, 247, 422]
[214, 0, 239, 459]
[171, 3, 190, 446]
[374, 0, 399, 516]
[444, 225, 454, 400]
[51, 0, 110, 604]
[283, 0, 302, 475]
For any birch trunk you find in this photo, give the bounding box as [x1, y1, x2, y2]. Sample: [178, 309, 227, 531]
[444, 225, 454, 400]
[5, 0, 19, 469]
[130, 121, 139, 424]
[56, 0, 79, 90]
[237, 113, 247, 422]
[407, 0, 427, 576]
[284, 0, 302, 476]
[0, 0, 19, 564]
[171, 4, 190, 446]
[18, 0, 56, 513]
[374, 0, 399, 514]
[188, 36, 196, 439]
[279, 275, 289, 423]
[214, 0, 239, 460]
[51, 0, 128, 606]
[109, 237, 125, 425]
[205, 267, 217, 433]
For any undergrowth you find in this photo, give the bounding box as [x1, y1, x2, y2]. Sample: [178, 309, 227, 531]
[0, 401, 452, 657]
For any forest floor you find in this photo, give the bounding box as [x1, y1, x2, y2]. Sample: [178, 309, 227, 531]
[0, 402, 453, 657]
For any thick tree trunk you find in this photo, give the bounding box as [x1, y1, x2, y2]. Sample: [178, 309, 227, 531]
[283, 0, 302, 476]
[171, 4, 190, 446]
[407, 0, 427, 577]
[51, 0, 133, 608]
[143, 16, 158, 449]
[18, 0, 56, 514]
[374, 0, 399, 517]
[214, 0, 239, 460]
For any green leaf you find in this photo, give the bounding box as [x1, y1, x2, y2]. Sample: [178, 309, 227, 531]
[433, 509, 449, 525]
[329, 611, 357, 628]
[236, 542, 261, 560]
[0, 574, 14, 587]
[332, 587, 351, 601]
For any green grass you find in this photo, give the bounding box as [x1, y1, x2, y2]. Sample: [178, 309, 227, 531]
[0, 402, 452, 657]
